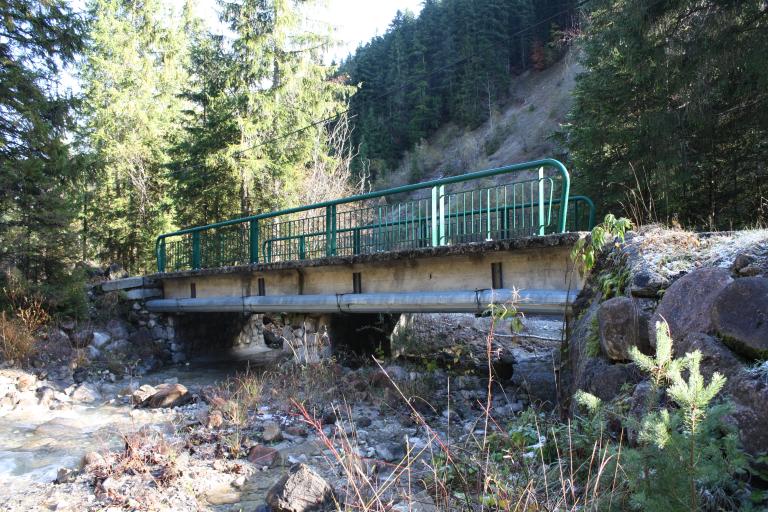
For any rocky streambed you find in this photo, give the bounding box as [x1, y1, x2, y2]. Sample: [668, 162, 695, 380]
[0, 314, 563, 511]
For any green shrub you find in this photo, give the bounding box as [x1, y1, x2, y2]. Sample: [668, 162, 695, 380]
[577, 320, 748, 511]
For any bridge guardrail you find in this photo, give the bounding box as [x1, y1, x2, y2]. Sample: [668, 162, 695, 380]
[156, 158, 578, 272]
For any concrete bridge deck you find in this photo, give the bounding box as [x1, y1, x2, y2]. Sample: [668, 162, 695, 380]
[146, 232, 585, 315]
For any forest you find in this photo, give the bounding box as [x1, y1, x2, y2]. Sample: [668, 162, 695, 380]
[1, 0, 767, 314]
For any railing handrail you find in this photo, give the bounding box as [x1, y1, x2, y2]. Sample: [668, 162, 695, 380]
[156, 158, 571, 271]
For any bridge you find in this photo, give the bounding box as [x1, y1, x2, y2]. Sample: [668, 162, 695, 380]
[145, 159, 593, 317]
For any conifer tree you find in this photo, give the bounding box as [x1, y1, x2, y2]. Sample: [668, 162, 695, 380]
[0, 0, 84, 300]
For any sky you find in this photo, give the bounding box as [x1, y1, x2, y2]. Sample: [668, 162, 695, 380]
[190, 0, 424, 63]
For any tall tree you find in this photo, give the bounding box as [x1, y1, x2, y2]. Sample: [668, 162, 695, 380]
[172, 0, 352, 225]
[0, 0, 84, 295]
[566, 0, 768, 228]
[80, 0, 191, 272]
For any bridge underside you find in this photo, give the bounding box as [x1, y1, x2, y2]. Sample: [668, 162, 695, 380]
[146, 233, 584, 316]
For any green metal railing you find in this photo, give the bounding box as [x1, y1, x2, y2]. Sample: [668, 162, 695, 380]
[156, 159, 581, 273]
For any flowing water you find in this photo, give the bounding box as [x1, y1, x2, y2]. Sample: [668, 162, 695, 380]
[0, 347, 284, 485]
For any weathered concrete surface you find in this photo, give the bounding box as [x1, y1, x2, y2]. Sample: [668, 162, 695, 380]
[152, 234, 584, 306]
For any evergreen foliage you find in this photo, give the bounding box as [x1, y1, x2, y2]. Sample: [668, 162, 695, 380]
[566, 0, 768, 229]
[0, 0, 85, 313]
[171, 0, 353, 227]
[576, 320, 748, 511]
[341, 0, 577, 178]
[79, 0, 191, 272]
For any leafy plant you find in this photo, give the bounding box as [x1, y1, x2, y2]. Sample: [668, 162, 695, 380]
[571, 213, 633, 274]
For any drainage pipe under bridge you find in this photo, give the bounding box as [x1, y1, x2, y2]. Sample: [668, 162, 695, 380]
[145, 289, 572, 316]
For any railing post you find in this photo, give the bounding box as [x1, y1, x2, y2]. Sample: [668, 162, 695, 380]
[249, 220, 259, 264]
[431, 185, 445, 246]
[191, 231, 201, 270]
[326, 205, 337, 256]
[353, 228, 361, 255]
[299, 235, 306, 259]
[158, 239, 166, 273]
[537, 167, 545, 236]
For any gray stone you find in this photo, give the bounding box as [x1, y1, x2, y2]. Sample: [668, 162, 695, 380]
[511, 356, 558, 406]
[55, 467, 77, 484]
[36, 386, 56, 408]
[266, 464, 334, 512]
[71, 329, 93, 348]
[375, 442, 405, 462]
[728, 371, 768, 456]
[597, 297, 651, 360]
[91, 331, 111, 349]
[106, 319, 130, 339]
[150, 324, 167, 340]
[70, 383, 100, 403]
[650, 267, 733, 346]
[132, 384, 157, 406]
[711, 277, 768, 359]
[262, 421, 283, 443]
[675, 332, 744, 381]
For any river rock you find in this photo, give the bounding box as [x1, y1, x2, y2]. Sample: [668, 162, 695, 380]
[597, 297, 651, 360]
[71, 329, 93, 348]
[247, 445, 281, 467]
[132, 384, 157, 406]
[16, 373, 37, 392]
[650, 267, 733, 346]
[199, 408, 224, 429]
[711, 277, 768, 359]
[511, 356, 558, 406]
[147, 383, 192, 408]
[70, 383, 100, 402]
[106, 319, 130, 339]
[266, 464, 334, 512]
[55, 467, 77, 484]
[262, 421, 283, 442]
[81, 451, 105, 469]
[91, 331, 111, 349]
[36, 386, 56, 408]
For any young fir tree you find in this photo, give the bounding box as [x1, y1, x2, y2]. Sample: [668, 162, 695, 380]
[80, 0, 191, 272]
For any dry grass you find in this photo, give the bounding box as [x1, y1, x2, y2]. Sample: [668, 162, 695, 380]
[0, 311, 36, 363]
[287, 311, 626, 511]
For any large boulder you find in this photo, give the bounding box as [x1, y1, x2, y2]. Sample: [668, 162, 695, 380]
[266, 464, 334, 512]
[597, 297, 651, 360]
[727, 370, 768, 457]
[573, 357, 642, 403]
[675, 332, 744, 381]
[147, 383, 192, 408]
[650, 268, 733, 346]
[511, 356, 558, 407]
[711, 277, 768, 359]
